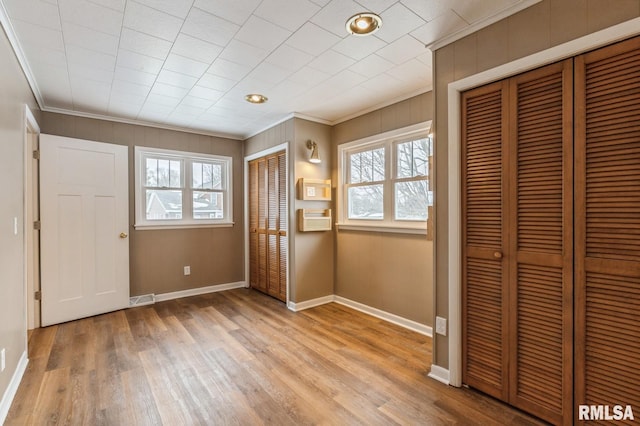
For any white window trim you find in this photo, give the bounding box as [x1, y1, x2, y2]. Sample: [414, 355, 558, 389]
[134, 146, 233, 230]
[337, 121, 431, 235]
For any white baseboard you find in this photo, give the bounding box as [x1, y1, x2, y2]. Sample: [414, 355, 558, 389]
[334, 296, 433, 337]
[0, 350, 29, 424]
[428, 364, 450, 385]
[154, 281, 247, 302]
[288, 294, 433, 337]
[287, 295, 334, 312]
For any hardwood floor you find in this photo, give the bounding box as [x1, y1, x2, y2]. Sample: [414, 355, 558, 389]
[6, 288, 544, 425]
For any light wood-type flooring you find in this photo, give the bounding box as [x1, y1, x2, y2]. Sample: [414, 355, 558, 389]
[6, 288, 544, 425]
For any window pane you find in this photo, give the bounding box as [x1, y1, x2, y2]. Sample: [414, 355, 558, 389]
[192, 162, 222, 189]
[348, 184, 383, 220]
[193, 191, 223, 219]
[150, 158, 181, 188]
[397, 141, 413, 178]
[349, 147, 384, 183]
[413, 138, 429, 177]
[395, 180, 430, 221]
[145, 190, 182, 220]
[397, 139, 429, 178]
[145, 158, 158, 186]
[372, 148, 385, 181]
[349, 152, 362, 183]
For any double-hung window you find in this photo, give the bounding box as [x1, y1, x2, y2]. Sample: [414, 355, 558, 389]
[135, 146, 233, 229]
[338, 123, 432, 235]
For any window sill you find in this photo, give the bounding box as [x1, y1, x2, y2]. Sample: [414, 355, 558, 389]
[336, 223, 427, 235]
[134, 222, 234, 231]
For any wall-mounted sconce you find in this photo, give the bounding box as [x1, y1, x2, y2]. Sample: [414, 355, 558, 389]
[306, 140, 321, 164]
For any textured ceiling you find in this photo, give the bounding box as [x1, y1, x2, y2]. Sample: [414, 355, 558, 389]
[1, 0, 535, 139]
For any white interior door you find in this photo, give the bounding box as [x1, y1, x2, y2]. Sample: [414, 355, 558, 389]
[40, 134, 129, 326]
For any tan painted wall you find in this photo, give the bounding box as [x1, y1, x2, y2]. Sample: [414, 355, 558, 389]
[432, 0, 640, 368]
[40, 112, 245, 296]
[244, 118, 334, 303]
[293, 119, 333, 303]
[332, 92, 434, 325]
[0, 27, 40, 409]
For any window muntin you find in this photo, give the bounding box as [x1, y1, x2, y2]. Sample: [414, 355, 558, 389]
[338, 127, 432, 233]
[135, 147, 232, 229]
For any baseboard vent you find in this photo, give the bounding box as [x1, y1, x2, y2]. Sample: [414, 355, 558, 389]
[129, 294, 155, 307]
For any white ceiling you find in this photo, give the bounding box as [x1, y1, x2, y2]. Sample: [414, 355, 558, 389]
[1, 0, 534, 139]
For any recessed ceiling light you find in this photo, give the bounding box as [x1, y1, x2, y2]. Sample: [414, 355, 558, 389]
[346, 12, 382, 36]
[245, 94, 268, 104]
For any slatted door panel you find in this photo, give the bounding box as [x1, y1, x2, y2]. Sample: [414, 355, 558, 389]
[508, 60, 573, 425]
[277, 151, 287, 301]
[575, 37, 640, 425]
[267, 154, 281, 300]
[462, 80, 510, 400]
[257, 158, 268, 293]
[249, 160, 259, 288]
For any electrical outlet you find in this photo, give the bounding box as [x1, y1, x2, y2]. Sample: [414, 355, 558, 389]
[183, 266, 191, 276]
[435, 317, 447, 336]
[1, 348, 5, 372]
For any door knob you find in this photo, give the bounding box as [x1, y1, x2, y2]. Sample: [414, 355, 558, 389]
[493, 251, 502, 259]
[119, 232, 128, 239]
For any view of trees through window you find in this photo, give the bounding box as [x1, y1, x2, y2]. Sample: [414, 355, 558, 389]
[345, 135, 432, 223]
[395, 138, 432, 221]
[348, 147, 385, 219]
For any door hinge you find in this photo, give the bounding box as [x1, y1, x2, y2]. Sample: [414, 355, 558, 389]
[32, 150, 40, 160]
[33, 220, 41, 230]
[34, 291, 41, 301]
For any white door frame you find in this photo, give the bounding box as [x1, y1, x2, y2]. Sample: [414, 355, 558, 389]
[443, 18, 640, 387]
[244, 143, 290, 305]
[23, 105, 40, 331]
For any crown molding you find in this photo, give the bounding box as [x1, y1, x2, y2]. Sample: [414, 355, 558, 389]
[42, 106, 244, 140]
[329, 87, 433, 126]
[0, 0, 45, 109]
[427, 0, 542, 51]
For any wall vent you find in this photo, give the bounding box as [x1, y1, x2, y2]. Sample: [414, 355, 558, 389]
[129, 294, 155, 307]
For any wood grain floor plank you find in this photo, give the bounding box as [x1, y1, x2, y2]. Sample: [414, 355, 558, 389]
[7, 288, 546, 425]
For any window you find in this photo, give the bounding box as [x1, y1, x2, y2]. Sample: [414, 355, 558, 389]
[338, 123, 433, 234]
[135, 146, 233, 229]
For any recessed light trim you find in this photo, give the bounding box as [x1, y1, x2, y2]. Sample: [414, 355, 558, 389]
[346, 12, 382, 36]
[245, 93, 268, 104]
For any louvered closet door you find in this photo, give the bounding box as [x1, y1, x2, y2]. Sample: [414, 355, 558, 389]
[507, 60, 573, 425]
[463, 61, 573, 424]
[575, 37, 640, 423]
[248, 151, 287, 303]
[462, 80, 510, 401]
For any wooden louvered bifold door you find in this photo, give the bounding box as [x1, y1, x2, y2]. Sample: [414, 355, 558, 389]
[462, 60, 573, 425]
[461, 80, 510, 401]
[507, 59, 573, 425]
[248, 151, 287, 303]
[575, 37, 640, 424]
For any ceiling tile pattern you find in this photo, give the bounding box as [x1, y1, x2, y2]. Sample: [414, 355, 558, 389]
[2, 0, 530, 138]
